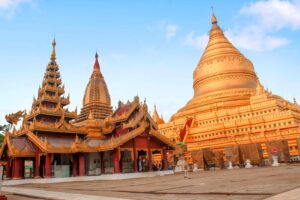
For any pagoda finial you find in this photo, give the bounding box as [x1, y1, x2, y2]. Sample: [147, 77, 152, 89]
[94, 52, 100, 71]
[51, 37, 56, 62]
[256, 79, 265, 95]
[211, 6, 217, 24]
[293, 97, 298, 105]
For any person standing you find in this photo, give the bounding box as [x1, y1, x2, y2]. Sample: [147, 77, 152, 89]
[138, 156, 142, 172]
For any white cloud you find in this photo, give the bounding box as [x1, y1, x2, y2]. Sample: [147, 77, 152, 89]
[230, 0, 300, 51]
[0, 0, 33, 18]
[225, 25, 291, 51]
[240, 0, 300, 31]
[183, 32, 208, 50]
[166, 24, 179, 40]
[184, 0, 300, 52]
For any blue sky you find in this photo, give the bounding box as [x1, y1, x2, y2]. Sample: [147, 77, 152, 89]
[1, 0, 300, 125]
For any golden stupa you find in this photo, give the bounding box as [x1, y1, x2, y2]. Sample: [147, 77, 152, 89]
[158, 13, 300, 161]
[75, 53, 112, 124]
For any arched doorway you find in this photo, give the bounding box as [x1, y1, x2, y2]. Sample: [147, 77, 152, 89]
[152, 150, 162, 171]
[137, 150, 148, 172]
[121, 150, 133, 173]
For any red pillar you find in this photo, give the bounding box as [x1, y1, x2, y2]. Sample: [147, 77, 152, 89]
[147, 138, 152, 172]
[162, 149, 168, 171]
[5, 157, 11, 179]
[113, 149, 120, 173]
[12, 158, 23, 179]
[79, 153, 85, 176]
[34, 153, 40, 178]
[72, 154, 78, 177]
[133, 139, 138, 172]
[44, 154, 52, 178]
[100, 152, 105, 174]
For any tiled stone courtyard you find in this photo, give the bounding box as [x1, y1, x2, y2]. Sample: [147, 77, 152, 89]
[5, 164, 300, 200]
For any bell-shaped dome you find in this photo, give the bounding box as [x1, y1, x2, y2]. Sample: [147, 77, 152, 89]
[193, 14, 257, 97]
[76, 53, 112, 122]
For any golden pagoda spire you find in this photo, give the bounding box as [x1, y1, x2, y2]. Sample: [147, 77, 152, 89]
[51, 37, 56, 62]
[293, 97, 298, 105]
[211, 6, 217, 24]
[94, 52, 100, 71]
[152, 105, 165, 124]
[256, 79, 265, 95]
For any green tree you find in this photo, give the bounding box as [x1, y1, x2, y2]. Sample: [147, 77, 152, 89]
[0, 124, 9, 145]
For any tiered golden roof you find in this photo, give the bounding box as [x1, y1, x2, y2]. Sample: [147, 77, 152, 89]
[18, 39, 81, 135]
[0, 40, 176, 160]
[76, 53, 112, 123]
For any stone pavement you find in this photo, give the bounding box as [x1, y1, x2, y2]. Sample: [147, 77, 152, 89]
[2, 186, 129, 200]
[3, 165, 300, 200]
[3, 170, 173, 186]
[264, 187, 300, 200]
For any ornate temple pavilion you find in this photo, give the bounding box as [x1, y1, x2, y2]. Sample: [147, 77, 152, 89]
[0, 40, 176, 179]
[158, 14, 300, 166]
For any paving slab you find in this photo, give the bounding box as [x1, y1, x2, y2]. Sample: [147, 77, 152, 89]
[5, 165, 300, 200]
[264, 187, 300, 200]
[2, 186, 130, 200]
[3, 170, 173, 186]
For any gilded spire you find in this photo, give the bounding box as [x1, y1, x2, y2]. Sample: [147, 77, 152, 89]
[76, 52, 112, 122]
[94, 52, 100, 71]
[152, 105, 165, 124]
[211, 7, 217, 24]
[256, 79, 265, 95]
[293, 97, 298, 105]
[51, 37, 56, 62]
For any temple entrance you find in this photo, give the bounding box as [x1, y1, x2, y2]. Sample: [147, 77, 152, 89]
[104, 151, 114, 174]
[40, 155, 45, 177]
[151, 150, 162, 171]
[24, 159, 34, 178]
[121, 150, 133, 173]
[137, 150, 148, 172]
[52, 154, 71, 177]
[86, 153, 101, 176]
